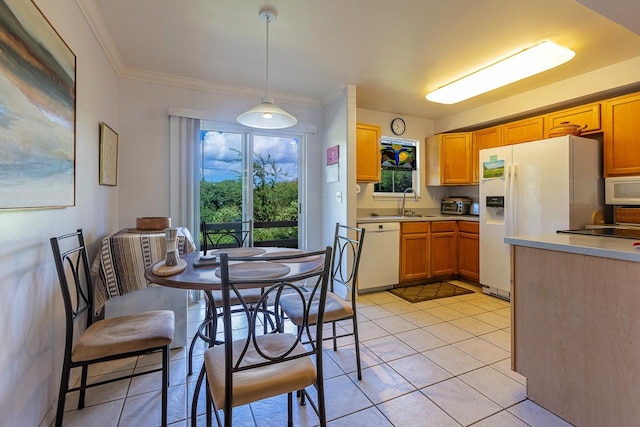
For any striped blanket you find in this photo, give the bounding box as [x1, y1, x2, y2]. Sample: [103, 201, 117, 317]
[92, 227, 196, 314]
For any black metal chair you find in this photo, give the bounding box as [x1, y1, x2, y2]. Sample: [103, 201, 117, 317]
[201, 220, 253, 252]
[194, 247, 333, 427]
[188, 220, 265, 375]
[279, 223, 366, 379]
[50, 229, 174, 427]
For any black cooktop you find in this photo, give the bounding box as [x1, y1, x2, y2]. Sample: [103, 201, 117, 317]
[557, 228, 640, 239]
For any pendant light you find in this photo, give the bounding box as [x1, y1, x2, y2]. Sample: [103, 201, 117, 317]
[237, 8, 297, 129]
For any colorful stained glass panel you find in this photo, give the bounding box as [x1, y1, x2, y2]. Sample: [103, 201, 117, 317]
[380, 142, 416, 170]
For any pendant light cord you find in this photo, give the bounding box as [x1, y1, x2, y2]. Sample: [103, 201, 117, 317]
[265, 14, 270, 99]
[236, 7, 297, 129]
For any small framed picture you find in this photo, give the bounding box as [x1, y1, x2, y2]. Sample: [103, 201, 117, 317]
[99, 122, 118, 186]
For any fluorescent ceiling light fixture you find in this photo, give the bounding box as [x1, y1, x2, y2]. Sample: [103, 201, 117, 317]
[237, 8, 297, 129]
[425, 41, 575, 104]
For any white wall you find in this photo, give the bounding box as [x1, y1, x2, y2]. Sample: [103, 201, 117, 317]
[0, 1, 120, 426]
[320, 85, 351, 247]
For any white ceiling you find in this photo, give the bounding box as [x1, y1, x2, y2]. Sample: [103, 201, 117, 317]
[84, 0, 640, 121]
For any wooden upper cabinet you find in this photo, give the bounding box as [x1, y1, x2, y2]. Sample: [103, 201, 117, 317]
[472, 126, 502, 184]
[503, 116, 545, 145]
[356, 123, 381, 182]
[440, 133, 472, 185]
[545, 103, 601, 137]
[604, 93, 640, 177]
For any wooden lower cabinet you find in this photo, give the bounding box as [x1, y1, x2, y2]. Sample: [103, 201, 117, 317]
[430, 221, 457, 277]
[457, 221, 479, 282]
[399, 220, 480, 285]
[400, 222, 430, 282]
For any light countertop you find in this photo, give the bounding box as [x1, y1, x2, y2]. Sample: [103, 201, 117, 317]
[356, 214, 479, 224]
[504, 233, 640, 262]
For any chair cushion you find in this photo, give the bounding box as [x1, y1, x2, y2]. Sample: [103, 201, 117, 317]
[210, 288, 265, 306]
[204, 333, 316, 409]
[72, 310, 175, 362]
[279, 292, 353, 326]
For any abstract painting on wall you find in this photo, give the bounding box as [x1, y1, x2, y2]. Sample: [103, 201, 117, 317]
[0, 0, 76, 209]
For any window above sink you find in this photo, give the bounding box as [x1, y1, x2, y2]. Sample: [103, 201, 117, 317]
[373, 137, 420, 199]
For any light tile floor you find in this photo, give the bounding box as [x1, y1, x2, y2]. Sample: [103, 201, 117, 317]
[60, 281, 574, 426]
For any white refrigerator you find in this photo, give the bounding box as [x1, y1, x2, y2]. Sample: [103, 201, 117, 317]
[479, 135, 603, 299]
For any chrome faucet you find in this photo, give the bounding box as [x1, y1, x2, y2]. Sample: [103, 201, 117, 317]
[400, 188, 417, 216]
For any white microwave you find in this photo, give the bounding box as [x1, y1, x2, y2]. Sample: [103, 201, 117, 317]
[605, 176, 640, 205]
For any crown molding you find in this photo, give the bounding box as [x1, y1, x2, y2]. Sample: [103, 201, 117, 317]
[120, 67, 321, 107]
[321, 84, 346, 105]
[75, 0, 322, 108]
[75, 0, 126, 73]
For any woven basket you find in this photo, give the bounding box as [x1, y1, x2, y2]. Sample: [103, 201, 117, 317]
[613, 207, 640, 224]
[136, 217, 171, 230]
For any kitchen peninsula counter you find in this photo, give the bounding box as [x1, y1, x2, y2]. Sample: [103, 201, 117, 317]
[504, 233, 640, 262]
[506, 234, 640, 427]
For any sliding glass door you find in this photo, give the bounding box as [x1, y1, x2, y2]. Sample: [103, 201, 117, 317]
[199, 124, 300, 248]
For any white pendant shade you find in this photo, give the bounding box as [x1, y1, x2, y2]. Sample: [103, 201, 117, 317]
[237, 8, 297, 129]
[237, 97, 297, 129]
[426, 41, 575, 104]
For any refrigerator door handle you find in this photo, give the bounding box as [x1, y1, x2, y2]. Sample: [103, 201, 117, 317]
[504, 164, 511, 236]
[509, 164, 517, 236]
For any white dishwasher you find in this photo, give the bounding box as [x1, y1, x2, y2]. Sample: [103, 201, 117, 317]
[357, 222, 400, 293]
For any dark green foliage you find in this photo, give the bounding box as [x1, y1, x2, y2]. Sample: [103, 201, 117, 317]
[200, 153, 298, 244]
[200, 180, 242, 222]
[375, 169, 413, 193]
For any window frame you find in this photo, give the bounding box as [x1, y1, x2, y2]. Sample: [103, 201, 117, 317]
[198, 121, 307, 248]
[372, 136, 421, 199]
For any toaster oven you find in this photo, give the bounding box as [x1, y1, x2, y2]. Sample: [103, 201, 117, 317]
[441, 197, 472, 215]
